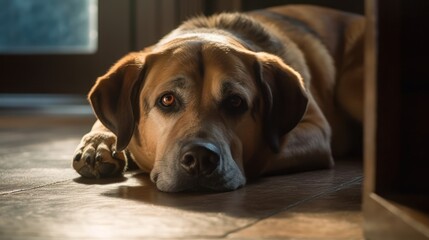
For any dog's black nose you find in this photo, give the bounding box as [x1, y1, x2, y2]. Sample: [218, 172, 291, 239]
[180, 141, 221, 176]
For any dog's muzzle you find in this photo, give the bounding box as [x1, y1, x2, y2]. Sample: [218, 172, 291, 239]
[150, 139, 246, 192]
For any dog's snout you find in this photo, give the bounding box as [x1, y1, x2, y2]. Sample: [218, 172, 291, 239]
[180, 142, 221, 176]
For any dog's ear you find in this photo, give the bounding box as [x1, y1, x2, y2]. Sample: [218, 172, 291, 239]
[88, 52, 149, 151]
[254, 52, 309, 153]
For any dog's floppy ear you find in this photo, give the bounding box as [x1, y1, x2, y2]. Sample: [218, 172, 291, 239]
[254, 52, 309, 153]
[88, 52, 149, 151]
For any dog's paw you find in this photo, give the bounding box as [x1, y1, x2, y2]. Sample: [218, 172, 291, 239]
[72, 131, 127, 178]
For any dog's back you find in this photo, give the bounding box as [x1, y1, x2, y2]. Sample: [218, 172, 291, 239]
[251, 5, 365, 156]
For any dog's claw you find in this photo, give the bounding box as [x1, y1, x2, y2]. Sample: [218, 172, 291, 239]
[73, 152, 82, 162]
[84, 154, 95, 166]
[112, 151, 118, 158]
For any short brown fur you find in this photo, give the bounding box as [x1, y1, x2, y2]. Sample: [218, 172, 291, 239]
[73, 5, 364, 192]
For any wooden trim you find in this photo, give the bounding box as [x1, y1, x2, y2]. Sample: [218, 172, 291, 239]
[210, 0, 242, 12]
[135, 0, 158, 49]
[134, 0, 205, 50]
[178, 0, 205, 21]
[363, 0, 429, 238]
[363, 0, 377, 197]
[365, 194, 429, 239]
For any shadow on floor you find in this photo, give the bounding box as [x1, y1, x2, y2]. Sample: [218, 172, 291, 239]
[96, 163, 362, 218]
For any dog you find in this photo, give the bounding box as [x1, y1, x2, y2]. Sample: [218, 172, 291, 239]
[72, 5, 364, 192]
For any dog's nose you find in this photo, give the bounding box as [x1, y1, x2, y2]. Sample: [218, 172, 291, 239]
[180, 142, 221, 176]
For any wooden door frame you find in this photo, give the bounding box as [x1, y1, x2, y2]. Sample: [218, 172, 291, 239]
[363, 0, 429, 238]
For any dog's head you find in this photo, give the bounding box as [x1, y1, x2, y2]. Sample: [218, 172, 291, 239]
[89, 34, 308, 192]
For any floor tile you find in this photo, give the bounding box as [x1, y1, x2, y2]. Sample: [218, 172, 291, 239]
[228, 180, 363, 240]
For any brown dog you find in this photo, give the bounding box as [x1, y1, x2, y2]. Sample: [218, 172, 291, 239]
[72, 5, 364, 192]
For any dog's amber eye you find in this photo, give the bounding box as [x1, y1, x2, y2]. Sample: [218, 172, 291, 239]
[157, 92, 182, 113]
[160, 94, 175, 107]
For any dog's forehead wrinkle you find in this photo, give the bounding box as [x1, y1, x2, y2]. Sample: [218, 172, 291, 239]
[172, 77, 187, 88]
[157, 34, 244, 64]
[202, 50, 252, 79]
[222, 79, 247, 90]
[163, 76, 190, 90]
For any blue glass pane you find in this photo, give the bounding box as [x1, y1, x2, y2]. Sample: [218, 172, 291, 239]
[0, 0, 98, 54]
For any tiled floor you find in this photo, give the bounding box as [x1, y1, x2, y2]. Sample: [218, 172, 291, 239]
[0, 113, 364, 240]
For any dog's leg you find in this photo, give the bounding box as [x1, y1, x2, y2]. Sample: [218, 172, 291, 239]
[72, 120, 129, 178]
[263, 100, 334, 174]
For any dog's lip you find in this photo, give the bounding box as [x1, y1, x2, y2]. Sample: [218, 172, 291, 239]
[150, 171, 160, 183]
[151, 169, 245, 192]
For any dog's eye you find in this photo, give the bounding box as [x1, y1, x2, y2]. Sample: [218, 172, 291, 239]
[223, 95, 248, 115]
[228, 95, 243, 108]
[160, 94, 176, 107]
[157, 93, 182, 113]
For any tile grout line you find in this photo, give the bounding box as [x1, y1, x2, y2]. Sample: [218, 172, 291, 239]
[220, 175, 364, 239]
[0, 178, 74, 196]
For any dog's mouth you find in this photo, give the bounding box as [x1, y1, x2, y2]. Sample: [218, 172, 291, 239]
[150, 169, 246, 192]
[149, 139, 246, 192]
[151, 171, 245, 192]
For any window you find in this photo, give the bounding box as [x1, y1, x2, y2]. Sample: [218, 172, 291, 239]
[0, 0, 97, 54]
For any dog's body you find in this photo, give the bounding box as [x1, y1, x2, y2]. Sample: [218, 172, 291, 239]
[73, 5, 364, 192]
